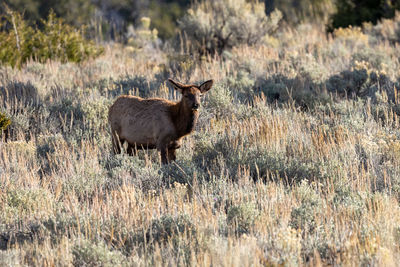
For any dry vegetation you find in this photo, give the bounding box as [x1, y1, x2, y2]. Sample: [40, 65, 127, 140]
[1, 13, 400, 266]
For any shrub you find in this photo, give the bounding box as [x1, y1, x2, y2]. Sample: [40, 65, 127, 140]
[351, 47, 392, 70]
[148, 214, 196, 244]
[333, 26, 369, 47]
[256, 73, 330, 109]
[325, 64, 399, 102]
[326, 69, 369, 97]
[0, 250, 20, 267]
[227, 203, 258, 235]
[224, 70, 257, 102]
[0, 81, 39, 109]
[0, 9, 103, 68]
[203, 83, 236, 118]
[109, 75, 161, 98]
[2, 188, 53, 222]
[178, 0, 282, 55]
[290, 181, 322, 233]
[126, 17, 160, 51]
[80, 96, 112, 133]
[0, 112, 11, 133]
[364, 12, 400, 44]
[73, 239, 126, 267]
[268, 0, 335, 25]
[102, 154, 163, 192]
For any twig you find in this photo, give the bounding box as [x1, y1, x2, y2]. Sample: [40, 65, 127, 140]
[10, 12, 21, 52]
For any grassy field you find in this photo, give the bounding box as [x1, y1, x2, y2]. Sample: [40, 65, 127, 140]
[1, 15, 400, 266]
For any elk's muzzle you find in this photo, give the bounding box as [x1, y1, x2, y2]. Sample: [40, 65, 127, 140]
[192, 103, 199, 110]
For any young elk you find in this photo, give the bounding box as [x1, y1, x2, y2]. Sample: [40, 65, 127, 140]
[108, 78, 214, 164]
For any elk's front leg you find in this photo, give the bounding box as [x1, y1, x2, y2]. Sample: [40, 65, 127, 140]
[157, 133, 176, 164]
[160, 147, 169, 164]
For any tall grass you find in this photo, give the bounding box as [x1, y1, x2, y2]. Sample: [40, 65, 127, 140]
[1, 15, 400, 266]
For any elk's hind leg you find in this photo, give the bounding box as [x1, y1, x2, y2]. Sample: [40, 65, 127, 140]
[157, 132, 178, 164]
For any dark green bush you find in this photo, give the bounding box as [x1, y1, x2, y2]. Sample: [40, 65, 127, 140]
[0, 9, 103, 68]
[1, 0, 96, 28]
[0, 112, 11, 132]
[329, 0, 400, 31]
[326, 69, 369, 97]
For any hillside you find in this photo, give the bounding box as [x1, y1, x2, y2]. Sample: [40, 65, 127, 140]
[1, 12, 400, 266]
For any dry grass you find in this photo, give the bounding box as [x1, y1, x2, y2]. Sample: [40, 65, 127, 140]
[1, 19, 400, 266]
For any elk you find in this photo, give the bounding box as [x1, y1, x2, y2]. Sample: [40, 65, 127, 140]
[108, 78, 214, 164]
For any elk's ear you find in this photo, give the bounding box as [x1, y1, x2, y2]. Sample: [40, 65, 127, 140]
[168, 78, 186, 93]
[199, 80, 213, 93]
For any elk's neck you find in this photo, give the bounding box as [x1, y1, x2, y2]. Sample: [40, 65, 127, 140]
[173, 100, 199, 137]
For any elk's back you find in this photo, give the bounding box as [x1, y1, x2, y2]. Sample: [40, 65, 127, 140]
[108, 95, 175, 146]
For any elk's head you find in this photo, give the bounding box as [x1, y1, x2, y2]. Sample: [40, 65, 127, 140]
[168, 79, 213, 111]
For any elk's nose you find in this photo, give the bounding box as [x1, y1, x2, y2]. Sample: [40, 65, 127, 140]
[192, 103, 199, 110]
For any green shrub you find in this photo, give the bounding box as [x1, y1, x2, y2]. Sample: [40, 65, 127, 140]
[2, 188, 53, 222]
[326, 69, 369, 97]
[118, 214, 197, 255]
[148, 214, 196, 244]
[227, 203, 258, 235]
[179, 0, 282, 55]
[351, 47, 392, 70]
[0, 81, 39, 109]
[0, 112, 11, 132]
[80, 96, 112, 133]
[111, 75, 158, 98]
[204, 83, 236, 118]
[126, 17, 159, 51]
[73, 239, 126, 267]
[325, 66, 399, 103]
[102, 154, 163, 192]
[254, 54, 332, 109]
[0, 9, 103, 68]
[224, 70, 257, 103]
[290, 181, 322, 232]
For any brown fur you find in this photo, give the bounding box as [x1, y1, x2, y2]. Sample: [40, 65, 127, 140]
[108, 79, 213, 164]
